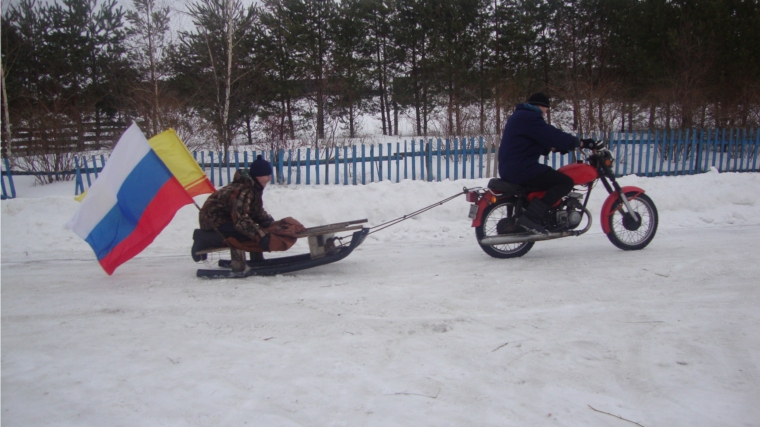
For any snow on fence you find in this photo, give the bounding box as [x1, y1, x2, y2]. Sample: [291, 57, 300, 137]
[3, 128, 756, 197]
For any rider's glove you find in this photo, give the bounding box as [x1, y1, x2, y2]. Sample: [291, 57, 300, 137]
[581, 138, 601, 149]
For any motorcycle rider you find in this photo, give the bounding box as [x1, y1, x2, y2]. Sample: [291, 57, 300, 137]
[498, 92, 598, 234]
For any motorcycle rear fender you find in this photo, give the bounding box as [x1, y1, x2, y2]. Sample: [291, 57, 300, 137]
[600, 186, 645, 234]
[471, 193, 497, 227]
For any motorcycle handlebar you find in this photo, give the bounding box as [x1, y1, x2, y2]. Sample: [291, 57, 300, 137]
[581, 139, 607, 151]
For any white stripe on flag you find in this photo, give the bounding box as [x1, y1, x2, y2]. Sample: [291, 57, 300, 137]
[66, 123, 152, 238]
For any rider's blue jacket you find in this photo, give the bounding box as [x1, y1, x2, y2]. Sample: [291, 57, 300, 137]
[498, 103, 580, 184]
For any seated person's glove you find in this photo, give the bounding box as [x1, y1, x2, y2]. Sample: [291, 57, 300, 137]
[259, 233, 271, 252]
[259, 215, 274, 229]
[580, 138, 604, 149]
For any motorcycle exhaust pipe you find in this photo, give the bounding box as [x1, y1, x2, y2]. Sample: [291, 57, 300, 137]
[479, 208, 593, 246]
[480, 230, 578, 245]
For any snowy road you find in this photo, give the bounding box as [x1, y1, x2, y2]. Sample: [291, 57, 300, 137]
[3, 223, 760, 426]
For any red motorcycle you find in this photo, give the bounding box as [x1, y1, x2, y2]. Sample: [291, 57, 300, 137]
[464, 143, 658, 258]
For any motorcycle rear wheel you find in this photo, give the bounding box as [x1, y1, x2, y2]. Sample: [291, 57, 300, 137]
[475, 200, 534, 258]
[606, 192, 658, 250]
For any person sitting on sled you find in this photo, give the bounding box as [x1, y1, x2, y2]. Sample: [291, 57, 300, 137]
[498, 92, 600, 234]
[191, 155, 305, 264]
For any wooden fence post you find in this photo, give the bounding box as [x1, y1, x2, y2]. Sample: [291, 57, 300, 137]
[387, 143, 392, 181]
[352, 146, 357, 185]
[306, 148, 311, 185]
[296, 149, 301, 185]
[74, 157, 84, 195]
[395, 142, 400, 183]
[2, 157, 16, 199]
[753, 128, 760, 171]
[437, 139, 442, 182]
[315, 147, 320, 185]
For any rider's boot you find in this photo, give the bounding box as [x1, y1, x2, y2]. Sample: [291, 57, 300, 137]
[518, 199, 550, 235]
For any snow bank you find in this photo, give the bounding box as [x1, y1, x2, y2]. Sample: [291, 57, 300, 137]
[3, 170, 760, 427]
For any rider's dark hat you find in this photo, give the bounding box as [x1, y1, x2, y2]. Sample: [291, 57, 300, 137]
[527, 92, 551, 108]
[249, 155, 273, 177]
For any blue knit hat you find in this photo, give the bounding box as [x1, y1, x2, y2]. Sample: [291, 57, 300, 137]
[527, 92, 551, 108]
[249, 155, 272, 177]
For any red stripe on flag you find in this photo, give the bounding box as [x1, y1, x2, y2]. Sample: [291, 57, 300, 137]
[185, 177, 216, 198]
[99, 177, 193, 275]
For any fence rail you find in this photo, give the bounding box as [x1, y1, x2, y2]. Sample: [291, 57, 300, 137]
[7, 121, 128, 157]
[2, 128, 759, 199]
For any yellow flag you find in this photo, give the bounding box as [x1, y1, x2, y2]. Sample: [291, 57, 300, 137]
[147, 129, 215, 198]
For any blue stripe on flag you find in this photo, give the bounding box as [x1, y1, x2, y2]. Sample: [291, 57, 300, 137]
[85, 151, 173, 260]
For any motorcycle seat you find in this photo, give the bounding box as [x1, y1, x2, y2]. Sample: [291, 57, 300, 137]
[487, 178, 533, 194]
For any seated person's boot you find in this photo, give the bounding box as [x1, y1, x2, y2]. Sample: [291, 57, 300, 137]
[192, 229, 226, 262]
[230, 248, 247, 272]
[249, 251, 265, 264]
[518, 199, 550, 235]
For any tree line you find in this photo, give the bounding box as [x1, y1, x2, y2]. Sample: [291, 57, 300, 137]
[2, 0, 760, 160]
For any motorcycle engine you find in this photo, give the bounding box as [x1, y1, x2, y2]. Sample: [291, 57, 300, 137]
[553, 210, 583, 229]
[552, 193, 584, 230]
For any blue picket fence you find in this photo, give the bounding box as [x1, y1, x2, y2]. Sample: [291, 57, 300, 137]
[191, 138, 500, 188]
[63, 129, 760, 195]
[188, 129, 760, 188]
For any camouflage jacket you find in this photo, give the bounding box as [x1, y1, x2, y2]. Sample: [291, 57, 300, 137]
[199, 170, 274, 239]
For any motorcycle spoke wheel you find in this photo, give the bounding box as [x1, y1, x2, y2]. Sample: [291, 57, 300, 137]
[475, 201, 534, 258]
[607, 193, 658, 250]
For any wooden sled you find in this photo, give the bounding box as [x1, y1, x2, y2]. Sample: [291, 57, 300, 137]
[195, 219, 369, 279]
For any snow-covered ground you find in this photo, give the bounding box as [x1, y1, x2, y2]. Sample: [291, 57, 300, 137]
[2, 169, 760, 426]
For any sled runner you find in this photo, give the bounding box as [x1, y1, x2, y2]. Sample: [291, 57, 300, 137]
[194, 219, 369, 278]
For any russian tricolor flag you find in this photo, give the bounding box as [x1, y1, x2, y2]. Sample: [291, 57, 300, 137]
[67, 123, 212, 275]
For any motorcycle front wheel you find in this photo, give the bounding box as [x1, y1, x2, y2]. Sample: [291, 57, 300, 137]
[475, 200, 534, 258]
[606, 192, 658, 250]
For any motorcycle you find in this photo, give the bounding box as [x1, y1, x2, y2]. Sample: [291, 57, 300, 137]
[464, 143, 658, 258]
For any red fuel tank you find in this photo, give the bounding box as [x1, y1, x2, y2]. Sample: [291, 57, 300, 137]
[558, 163, 598, 185]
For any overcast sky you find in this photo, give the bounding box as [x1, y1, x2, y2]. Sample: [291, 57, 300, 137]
[2, 0, 260, 30]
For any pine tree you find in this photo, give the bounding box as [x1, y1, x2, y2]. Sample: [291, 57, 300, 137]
[394, 0, 436, 135]
[287, 0, 335, 141]
[362, 0, 396, 136]
[330, 0, 372, 138]
[174, 0, 258, 152]
[259, 0, 302, 142]
[125, 0, 172, 137]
